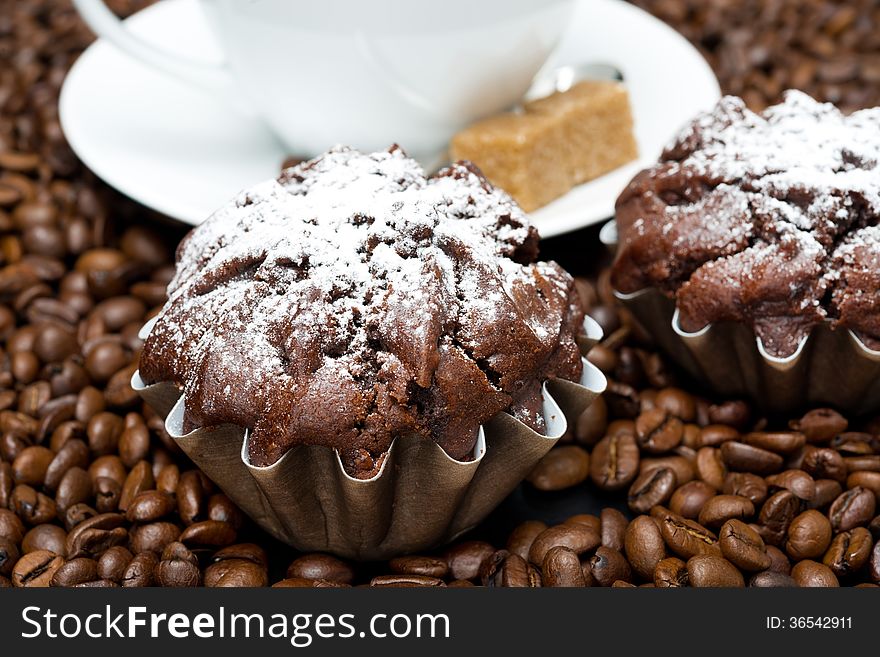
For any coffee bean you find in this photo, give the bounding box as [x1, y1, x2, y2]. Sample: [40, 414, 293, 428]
[786, 510, 833, 560]
[97, 545, 133, 583]
[21, 524, 67, 556]
[635, 408, 683, 454]
[0, 538, 19, 577]
[541, 546, 587, 587]
[686, 554, 744, 587]
[44, 439, 89, 492]
[698, 495, 755, 528]
[625, 515, 666, 579]
[669, 480, 716, 519]
[823, 527, 873, 577]
[802, 447, 847, 482]
[527, 445, 590, 491]
[575, 395, 607, 446]
[766, 469, 816, 502]
[388, 555, 448, 579]
[493, 554, 533, 587]
[126, 490, 175, 523]
[11, 445, 53, 486]
[848, 471, 880, 503]
[695, 446, 727, 490]
[286, 553, 355, 584]
[179, 520, 236, 548]
[12, 549, 63, 587]
[628, 467, 676, 513]
[790, 408, 847, 444]
[55, 466, 92, 513]
[528, 524, 601, 565]
[119, 460, 154, 511]
[791, 560, 839, 587]
[722, 472, 768, 506]
[600, 508, 627, 551]
[204, 559, 268, 587]
[810, 479, 844, 510]
[176, 470, 205, 526]
[721, 441, 783, 475]
[758, 490, 801, 546]
[657, 510, 720, 559]
[829, 487, 876, 532]
[588, 546, 632, 586]
[122, 551, 159, 587]
[641, 455, 695, 486]
[370, 575, 444, 587]
[506, 520, 547, 561]
[719, 519, 771, 571]
[50, 557, 98, 587]
[157, 542, 201, 587]
[749, 571, 798, 587]
[129, 522, 181, 554]
[590, 433, 639, 490]
[12, 484, 56, 525]
[653, 557, 688, 587]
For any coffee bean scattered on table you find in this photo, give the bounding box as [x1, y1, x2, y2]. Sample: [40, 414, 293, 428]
[1, 0, 879, 587]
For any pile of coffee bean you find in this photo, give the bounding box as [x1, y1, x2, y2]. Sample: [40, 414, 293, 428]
[632, 0, 880, 113]
[2, 0, 880, 587]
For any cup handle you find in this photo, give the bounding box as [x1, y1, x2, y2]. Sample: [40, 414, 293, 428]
[72, 0, 251, 114]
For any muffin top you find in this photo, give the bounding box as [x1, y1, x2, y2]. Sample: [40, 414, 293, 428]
[612, 91, 880, 357]
[139, 146, 584, 477]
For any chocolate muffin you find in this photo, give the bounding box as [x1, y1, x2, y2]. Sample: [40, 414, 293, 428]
[139, 146, 584, 478]
[612, 91, 880, 357]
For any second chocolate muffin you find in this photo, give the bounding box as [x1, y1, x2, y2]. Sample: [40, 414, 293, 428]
[139, 146, 584, 478]
[613, 91, 880, 357]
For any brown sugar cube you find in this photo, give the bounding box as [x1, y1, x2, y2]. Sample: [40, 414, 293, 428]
[450, 80, 638, 211]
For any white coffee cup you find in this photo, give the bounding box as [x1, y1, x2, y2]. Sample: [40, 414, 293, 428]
[73, 0, 575, 162]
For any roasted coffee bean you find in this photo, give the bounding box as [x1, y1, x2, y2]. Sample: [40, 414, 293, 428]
[766, 470, 816, 502]
[625, 515, 666, 579]
[94, 476, 121, 513]
[790, 408, 847, 444]
[590, 433, 639, 490]
[600, 508, 628, 551]
[506, 520, 547, 561]
[588, 546, 632, 586]
[528, 524, 601, 565]
[388, 555, 448, 579]
[12, 549, 64, 587]
[156, 543, 201, 588]
[50, 557, 98, 587]
[527, 445, 590, 491]
[55, 466, 93, 513]
[823, 527, 873, 577]
[492, 554, 532, 587]
[0, 462, 12, 508]
[564, 514, 601, 533]
[687, 554, 744, 587]
[695, 447, 726, 490]
[721, 442, 783, 475]
[176, 470, 205, 526]
[542, 546, 587, 587]
[654, 388, 696, 422]
[156, 464, 180, 496]
[635, 408, 683, 454]
[21, 524, 67, 556]
[723, 472, 768, 506]
[719, 519, 771, 572]
[657, 511, 720, 559]
[63, 504, 98, 532]
[786, 510, 833, 561]
[86, 412, 125, 456]
[370, 575, 444, 588]
[870, 541, 880, 583]
[742, 431, 805, 454]
[758, 490, 801, 546]
[697, 424, 738, 447]
[286, 553, 355, 584]
[848, 471, 880, 503]
[749, 571, 798, 587]
[698, 495, 755, 528]
[88, 455, 126, 488]
[11, 445, 53, 486]
[11, 484, 56, 525]
[118, 418, 150, 468]
[129, 522, 181, 554]
[628, 467, 676, 513]
[179, 520, 237, 548]
[811, 479, 845, 510]
[126, 490, 175, 523]
[653, 557, 688, 587]
[669, 480, 716, 519]
[97, 546, 133, 583]
[44, 439, 89, 492]
[802, 447, 847, 482]
[0, 538, 19, 577]
[575, 395, 607, 446]
[121, 551, 159, 587]
[791, 560, 839, 587]
[119, 460, 155, 511]
[204, 559, 268, 588]
[765, 545, 792, 575]
[829, 487, 876, 532]
[641, 455, 695, 486]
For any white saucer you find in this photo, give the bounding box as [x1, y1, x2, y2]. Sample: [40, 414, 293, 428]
[60, 0, 719, 237]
